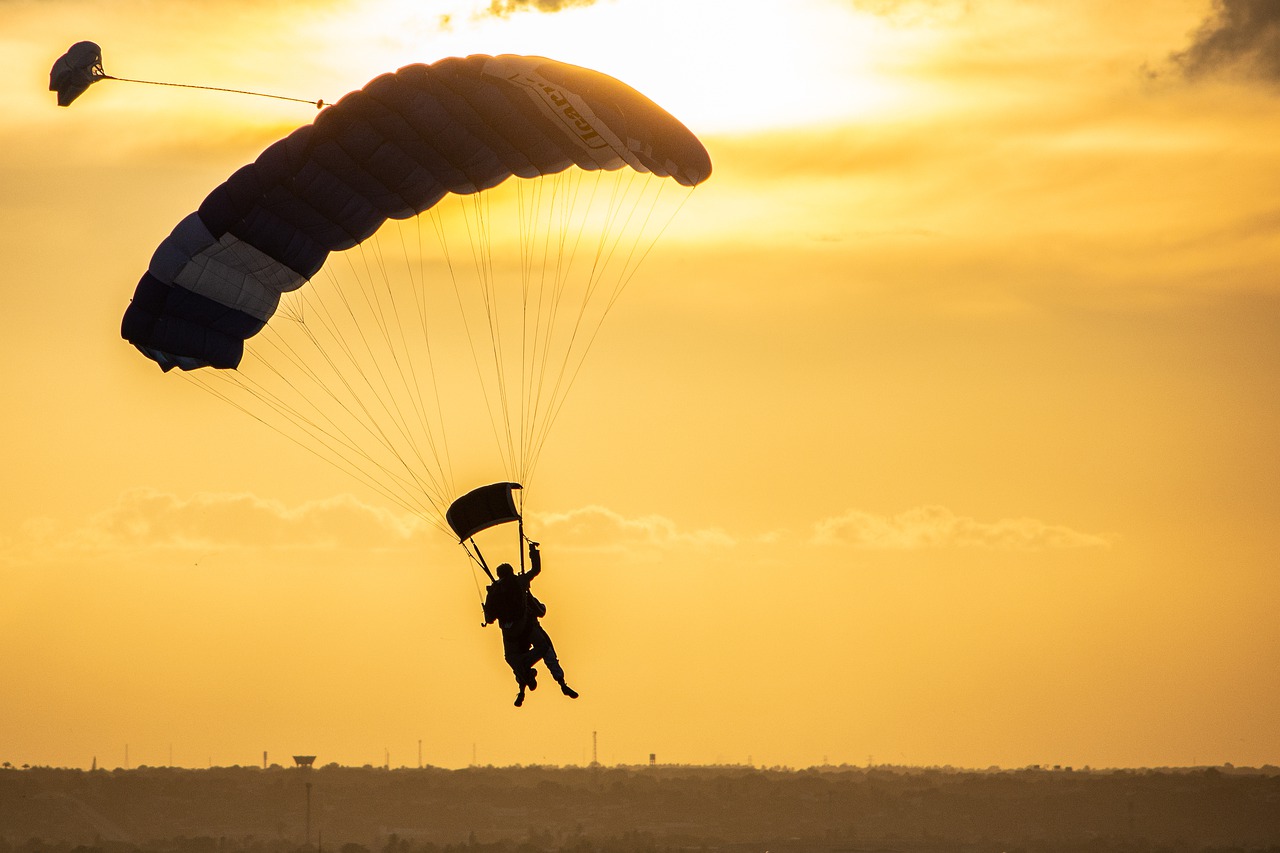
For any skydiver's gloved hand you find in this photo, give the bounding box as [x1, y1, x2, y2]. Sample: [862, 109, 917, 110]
[528, 541, 539, 557]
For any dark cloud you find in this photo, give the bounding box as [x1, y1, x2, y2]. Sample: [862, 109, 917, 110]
[1172, 0, 1280, 85]
[484, 0, 599, 17]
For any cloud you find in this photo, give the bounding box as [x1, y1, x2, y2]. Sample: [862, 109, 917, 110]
[812, 505, 1111, 550]
[3, 491, 1106, 567]
[530, 505, 735, 553]
[12, 489, 429, 558]
[1, 490, 738, 566]
[1170, 0, 1280, 85]
[483, 0, 600, 17]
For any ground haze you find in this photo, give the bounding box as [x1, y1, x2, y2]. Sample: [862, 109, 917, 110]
[2, 764, 1278, 853]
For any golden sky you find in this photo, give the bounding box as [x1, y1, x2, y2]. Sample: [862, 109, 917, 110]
[2, 0, 1279, 771]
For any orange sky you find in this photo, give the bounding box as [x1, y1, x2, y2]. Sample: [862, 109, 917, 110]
[2, 0, 1279, 772]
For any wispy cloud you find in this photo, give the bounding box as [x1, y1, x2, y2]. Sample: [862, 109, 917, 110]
[483, 0, 600, 17]
[1, 490, 738, 565]
[812, 505, 1111, 550]
[2, 491, 1108, 565]
[530, 505, 735, 553]
[9, 489, 428, 559]
[1170, 0, 1280, 86]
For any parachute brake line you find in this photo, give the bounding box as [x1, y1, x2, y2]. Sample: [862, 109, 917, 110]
[466, 537, 495, 582]
[517, 515, 527, 575]
[100, 74, 328, 109]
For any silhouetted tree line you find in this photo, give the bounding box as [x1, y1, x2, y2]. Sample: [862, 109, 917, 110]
[2, 765, 1278, 853]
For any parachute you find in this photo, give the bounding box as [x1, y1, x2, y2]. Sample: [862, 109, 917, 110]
[50, 41, 105, 106]
[447, 482, 526, 579]
[448, 482, 524, 543]
[119, 54, 710, 563]
[51, 40, 327, 109]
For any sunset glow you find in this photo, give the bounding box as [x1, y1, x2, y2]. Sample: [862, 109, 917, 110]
[3, 0, 1279, 773]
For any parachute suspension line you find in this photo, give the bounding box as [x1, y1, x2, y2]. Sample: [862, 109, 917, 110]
[223, 244, 458, 531]
[99, 74, 328, 109]
[297, 279, 444, 515]
[469, 190, 523, 480]
[344, 238, 439, 480]
[526, 170, 594, 483]
[448, 192, 523, 483]
[244, 296, 457, 532]
[427, 199, 523, 492]
[464, 539, 489, 610]
[464, 537, 496, 581]
[354, 228, 458, 514]
[415, 205, 475, 508]
[517, 511, 527, 575]
[387, 220, 435, 436]
[520, 169, 629, 483]
[320, 243, 459, 520]
[403, 216, 460, 505]
[426, 199, 505, 481]
[516, 174, 560, 489]
[190, 292, 444, 525]
[376, 223, 440, 481]
[504, 169, 591, 487]
[516, 177, 544, 490]
[522, 176, 696, 483]
[186, 368, 449, 535]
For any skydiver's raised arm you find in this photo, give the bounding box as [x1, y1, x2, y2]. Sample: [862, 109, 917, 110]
[526, 541, 542, 579]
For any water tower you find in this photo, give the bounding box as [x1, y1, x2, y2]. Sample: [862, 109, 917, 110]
[294, 755, 317, 846]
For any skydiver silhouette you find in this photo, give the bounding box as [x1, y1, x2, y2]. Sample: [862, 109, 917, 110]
[483, 541, 578, 707]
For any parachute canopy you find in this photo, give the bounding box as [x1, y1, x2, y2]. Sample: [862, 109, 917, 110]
[120, 53, 712, 373]
[119, 53, 709, 539]
[447, 482, 523, 542]
[50, 41, 105, 106]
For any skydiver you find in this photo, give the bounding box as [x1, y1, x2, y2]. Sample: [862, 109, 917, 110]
[483, 541, 578, 707]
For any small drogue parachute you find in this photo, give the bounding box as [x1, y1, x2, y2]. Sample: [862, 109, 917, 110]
[50, 41, 327, 109]
[448, 482, 524, 543]
[447, 482, 525, 578]
[50, 41, 105, 106]
[117, 53, 710, 572]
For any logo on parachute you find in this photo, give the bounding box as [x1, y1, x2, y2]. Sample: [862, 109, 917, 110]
[506, 72, 611, 151]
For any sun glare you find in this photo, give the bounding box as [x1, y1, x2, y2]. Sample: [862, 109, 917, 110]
[305, 0, 918, 135]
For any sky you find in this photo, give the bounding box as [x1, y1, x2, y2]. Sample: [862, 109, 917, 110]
[2, 0, 1279, 773]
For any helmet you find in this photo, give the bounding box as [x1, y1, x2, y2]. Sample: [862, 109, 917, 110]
[496, 563, 515, 579]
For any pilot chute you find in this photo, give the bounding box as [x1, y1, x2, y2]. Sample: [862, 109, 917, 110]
[51, 40, 326, 109]
[50, 41, 105, 106]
